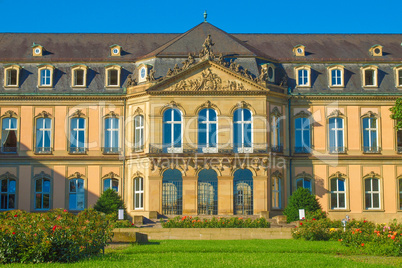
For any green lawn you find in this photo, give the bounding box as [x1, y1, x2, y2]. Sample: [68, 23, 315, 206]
[6, 240, 402, 267]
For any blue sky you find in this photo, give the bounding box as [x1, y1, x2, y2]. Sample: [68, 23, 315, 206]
[1, 0, 402, 33]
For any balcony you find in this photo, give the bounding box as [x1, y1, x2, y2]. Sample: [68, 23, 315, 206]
[69, 147, 87, 154]
[102, 147, 121, 154]
[35, 147, 52, 154]
[148, 143, 270, 154]
[329, 147, 346, 154]
[132, 145, 145, 153]
[294, 147, 311, 154]
[363, 146, 381, 154]
[0, 146, 17, 153]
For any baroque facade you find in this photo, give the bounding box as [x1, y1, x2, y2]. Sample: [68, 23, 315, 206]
[0, 22, 401, 222]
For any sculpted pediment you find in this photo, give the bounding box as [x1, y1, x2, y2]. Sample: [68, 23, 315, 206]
[147, 61, 269, 93]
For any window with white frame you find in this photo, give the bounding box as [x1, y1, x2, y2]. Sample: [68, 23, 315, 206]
[104, 117, 119, 153]
[395, 67, 402, 87]
[0, 176, 16, 210]
[362, 116, 379, 153]
[328, 117, 344, 153]
[163, 108, 183, 153]
[1, 117, 17, 153]
[69, 178, 85, 210]
[104, 178, 119, 192]
[362, 66, 378, 87]
[35, 177, 51, 210]
[295, 66, 311, 87]
[198, 108, 218, 153]
[294, 117, 311, 153]
[35, 118, 52, 153]
[328, 66, 344, 87]
[105, 65, 121, 87]
[134, 115, 144, 152]
[70, 117, 86, 153]
[330, 177, 346, 209]
[364, 177, 380, 209]
[38, 66, 54, 87]
[233, 108, 252, 153]
[134, 177, 144, 209]
[272, 175, 281, 209]
[71, 65, 88, 88]
[4, 65, 21, 87]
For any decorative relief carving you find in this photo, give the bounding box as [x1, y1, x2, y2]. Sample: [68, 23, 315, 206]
[68, 172, 85, 179]
[329, 171, 347, 178]
[327, 109, 344, 118]
[147, 68, 156, 82]
[105, 111, 119, 117]
[271, 107, 282, 117]
[0, 171, 17, 179]
[199, 34, 215, 61]
[271, 170, 283, 178]
[33, 171, 51, 180]
[362, 111, 378, 118]
[2, 110, 17, 118]
[294, 110, 311, 118]
[102, 171, 119, 179]
[36, 111, 52, 118]
[295, 171, 313, 179]
[71, 109, 85, 118]
[364, 171, 380, 178]
[279, 74, 288, 87]
[169, 68, 222, 91]
[133, 171, 144, 178]
[134, 107, 144, 115]
[125, 74, 137, 87]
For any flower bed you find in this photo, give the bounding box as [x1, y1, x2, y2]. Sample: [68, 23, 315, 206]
[0, 209, 114, 264]
[162, 216, 270, 228]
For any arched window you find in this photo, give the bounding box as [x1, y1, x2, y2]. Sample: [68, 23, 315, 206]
[1, 117, 17, 153]
[233, 109, 252, 153]
[296, 177, 312, 193]
[198, 108, 217, 153]
[364, 176, 380, 209]
[271, 174, 281, 209]
[198, 169, 218, 215]
[104, 178, 119, 192]
[104, 116, 119, 154]
[233, 169, 253, 215]
[70, 117, 86, 153]
[134, 115, 144, 152]
[162, 169, 182, 215]
[35, 176, 51, 210]
[362, 115, 379, 153]
[163, 109, 182, 153]
[69, 178, 85, 210]
[0, 175, 16, 210]
[329, 117, 345, 153]
[330, 176, 346, 209]
[36, 117, 52, 153]
[134, 177, 144, 209]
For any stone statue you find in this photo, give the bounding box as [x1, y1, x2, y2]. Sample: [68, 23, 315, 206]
[147, 68, 156, 82]
[126, 74, 137, 87]
[279, 74, 288, 87]
[166, 68, 173, 77]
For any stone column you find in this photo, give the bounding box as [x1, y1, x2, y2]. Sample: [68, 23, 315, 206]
[218, 176, 233, 215]
[182, 176, 197, 215]
[253, 175, 268, 214]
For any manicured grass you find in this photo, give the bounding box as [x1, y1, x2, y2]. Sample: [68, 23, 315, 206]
[6, 240, 402, 267]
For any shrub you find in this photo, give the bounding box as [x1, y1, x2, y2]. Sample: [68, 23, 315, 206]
[93, 189, 126, 221]
[283, 188, 322, 223]
[162, 216, 270, 228]
[0, 209, 113, 264]
[292, 217, 342, 241]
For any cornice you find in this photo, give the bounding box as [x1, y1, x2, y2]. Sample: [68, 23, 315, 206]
[291, 94, 402, 101]
[0, 94, 125, 101]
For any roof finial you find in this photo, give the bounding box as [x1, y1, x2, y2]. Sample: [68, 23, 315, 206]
[203, 10, 207, 22]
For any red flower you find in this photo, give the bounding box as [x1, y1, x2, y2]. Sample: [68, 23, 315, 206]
[12, 232, 16, 235]
[52, 225, 57, 231]
[181, 216, 186, 221]
[312, 218, 316, 221]
[361, 243, 364, 247]
[391, 235, 396, 240]
[63, 209, 67, 212]
[363, 220, 367, 223]
[299, 222, 303, 226]
[14, 214, 17, 217]
[302, 217, 305, 220]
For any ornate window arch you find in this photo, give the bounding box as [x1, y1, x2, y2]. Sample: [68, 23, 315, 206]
[329, 172, 347, 210]
[361, 111, 380, 153]
[327, 109, 346, 153]
[295, 171, 314, 193]
[1, 110, 18, 153]
[33, 171, 52, 211]
[0, 172, 17, 210]
[102, 172, 120, 193]
[363, 172, 382, 210]
[67, 172, 86, 210]
[34, 111, 53, 154]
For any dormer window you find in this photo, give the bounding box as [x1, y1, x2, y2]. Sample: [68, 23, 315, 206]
[294, 65, 311, 87]
[394, 65, 402, 88]
[3, 64, 21, 88]
[137, 63, 152, 83]
[361, 65, 378, 87]
[105, 65, 121, 87]
[32, 43, 43, 57]
[261, 63, 275, 82]
[327, 65, 344, 88]
[369, 45, 383, 57]
[37, 64, 55, 88]
[293, 45, 305, 57]
[110, 45, 122, 57]
[71, 65, 88, 88]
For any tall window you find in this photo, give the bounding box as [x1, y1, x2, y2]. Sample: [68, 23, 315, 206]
[35, 177, 51, 210]
[295, 117, 310, 153]
[233, 108, 252, 153]
[364, 69, 375, 86]
[0, 176, 16, 210]
[233, 169, 253, 215]
[271, 175, 281, 209]
[74, 69, 85, 87]
[104, 117, 119, 153]
[271, 115, 282, 152]
[296, 177, 312, 193]
[329, 117, 344, 153]
[397, 69, 402, 87]
[108, 69, 118, 86]
[330, 177, 346, 209]
[298, 69, 309, 86]
[163, 108, 182, 153]
[6, 69, 18, 87]
[331, 69, 342, 86]
[162, 169, 182, 215]
[1, 117, 17, 153]
[70, 117, 86, 153]
[198, 169, 218, 215]
[198, 108, 217, 153]
[134, 177, 144, 209]
[104, 178, 119, 192]
[36, 118, 52, 153]
[40, 69, 51, 86]
[69, 178, 85, 210]
[134, 115, 144, 152]
[362, 116, 378, 153]
[364, 177, 380, 209]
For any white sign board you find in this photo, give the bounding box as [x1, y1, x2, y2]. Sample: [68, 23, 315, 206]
[118, 209, 124, 220]
[299, 209, 305, 220]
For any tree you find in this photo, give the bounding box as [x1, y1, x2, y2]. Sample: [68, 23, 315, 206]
[93, 189, 126, 220]
[390, 98, 402, 129]
[283, 188, 322, 223]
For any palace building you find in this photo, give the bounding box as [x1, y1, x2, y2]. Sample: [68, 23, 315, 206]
[0, 21, 401, 222]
